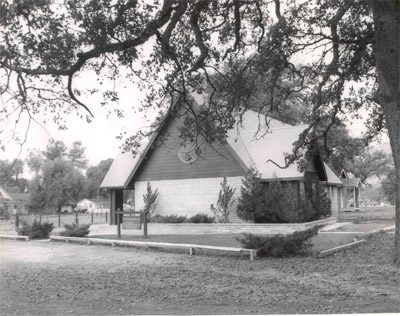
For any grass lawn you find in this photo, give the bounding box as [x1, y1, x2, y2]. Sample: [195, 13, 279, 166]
[338, 206, 395, 222]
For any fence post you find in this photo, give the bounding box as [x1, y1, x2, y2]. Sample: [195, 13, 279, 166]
[143, 212, 148, 238]
[15, 214, 19, 229]
[91, 212, 94, 224]
[39, 214, 42, 224]
[116, 208, 121, 238]
[75, 212, 78, 225]
[105, 212, 108, 223]
[58, 213, 61, 227]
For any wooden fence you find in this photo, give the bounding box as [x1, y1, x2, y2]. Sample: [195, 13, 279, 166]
[16, 212, 109, 228]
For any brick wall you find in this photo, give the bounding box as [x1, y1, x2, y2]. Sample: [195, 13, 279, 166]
[134, 176, 244, 222]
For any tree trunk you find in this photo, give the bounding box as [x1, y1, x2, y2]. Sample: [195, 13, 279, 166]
[372, 1, 400, 264]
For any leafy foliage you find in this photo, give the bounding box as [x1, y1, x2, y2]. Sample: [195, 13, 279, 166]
[85, 158, 113, 199]
[0, 159, 27, 193]
[60, 223, 90, 237]
[189, 213, 215, 223]
[33, 158, 86, 213]
[237, 226, 320, 257]
[311, 124, 364, 175]
[17, 220, 54, 239]
[210, 177, 236, 223]
[382, 168, 396, 205]
[68, 141, 88, 169]
[347, 150, 394, 184]
[43, 140, 67, 161]
[142, 182, 159, 214]
[27, 140, 97, 213]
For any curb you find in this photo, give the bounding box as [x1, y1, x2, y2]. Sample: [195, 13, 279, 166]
[50, 236, 257, 261]
[317, 239, 366, 258]
[317, 224, 395, 258]
[0, 234, 30, 241]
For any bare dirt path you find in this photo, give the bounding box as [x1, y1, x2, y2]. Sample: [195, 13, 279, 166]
[0, 234, 399, 315]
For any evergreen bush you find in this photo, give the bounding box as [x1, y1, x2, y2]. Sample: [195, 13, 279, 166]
[17, 220, 54, 239]
[238, 226, 320, 257]
[60, 223, 90, 237]
[237, 172, 331, 223]
[189, 213, 215, 223]
[311, 184, 332, 219]
[236, 169, 267, 222]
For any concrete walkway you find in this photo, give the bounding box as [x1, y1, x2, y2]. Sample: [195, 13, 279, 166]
[88, 217, 336, 236]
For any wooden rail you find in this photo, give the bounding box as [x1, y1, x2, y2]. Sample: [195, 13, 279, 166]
[317, 239, 366, 258]
[50, 236, 257, 261]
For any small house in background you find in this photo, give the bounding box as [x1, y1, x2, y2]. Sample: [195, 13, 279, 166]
[95, 199, 110, 214]
[77, 198, 95, 212]
[101, 110, 343, 224]
[60, 202, 76, 213]
[339, 170, 361, 211]
[77, 198, 110, 213]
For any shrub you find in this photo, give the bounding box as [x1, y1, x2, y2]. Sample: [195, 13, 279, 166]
[311, 184, 331, 219]
[237, 226, 321, 257]
[211, 177, 236, 223]
[17, 220, 54, 239]
[236, 169, 267, 222]
[273, 186, 316, 223]
[0, 205, 9, 219]
[237, 173, 331, 223]
[254, 179, 284, 223]
[149, 214, 187, 223]
[189, 213, 215, 223]
[60, 223, 90, 237]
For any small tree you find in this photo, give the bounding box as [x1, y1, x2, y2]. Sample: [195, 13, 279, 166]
[142, 182, 159, 215]
[236, 169, 266, 222]
[211, 177, 236, 223]
[310, 184, 331, 219]
[256, 179, 283, 223]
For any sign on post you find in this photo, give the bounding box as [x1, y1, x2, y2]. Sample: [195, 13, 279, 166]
[122, 215, 141, 230]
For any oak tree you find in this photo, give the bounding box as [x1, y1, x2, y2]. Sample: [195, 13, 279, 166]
[1, 1, 399, 262]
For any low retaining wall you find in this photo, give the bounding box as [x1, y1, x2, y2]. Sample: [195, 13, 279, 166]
[91, 217, 337, 236]
[50, 236, 257, 261]
[0, 234, 29, 241]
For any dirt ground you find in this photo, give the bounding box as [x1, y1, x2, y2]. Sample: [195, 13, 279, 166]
[1, 233, 399, 315]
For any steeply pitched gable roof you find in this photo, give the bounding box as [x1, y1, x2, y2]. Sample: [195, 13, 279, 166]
[339, 169, 361, 187]
[227, 111, 308, 179]
[101, 110, 342, 188]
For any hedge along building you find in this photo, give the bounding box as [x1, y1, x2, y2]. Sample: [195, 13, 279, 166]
[100, 110, 342, 224]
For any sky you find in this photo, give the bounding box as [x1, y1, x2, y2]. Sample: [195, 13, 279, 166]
[1, 72, 156, 172]
[1, 78, 380, 174]
[1, 65, 390, 180]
